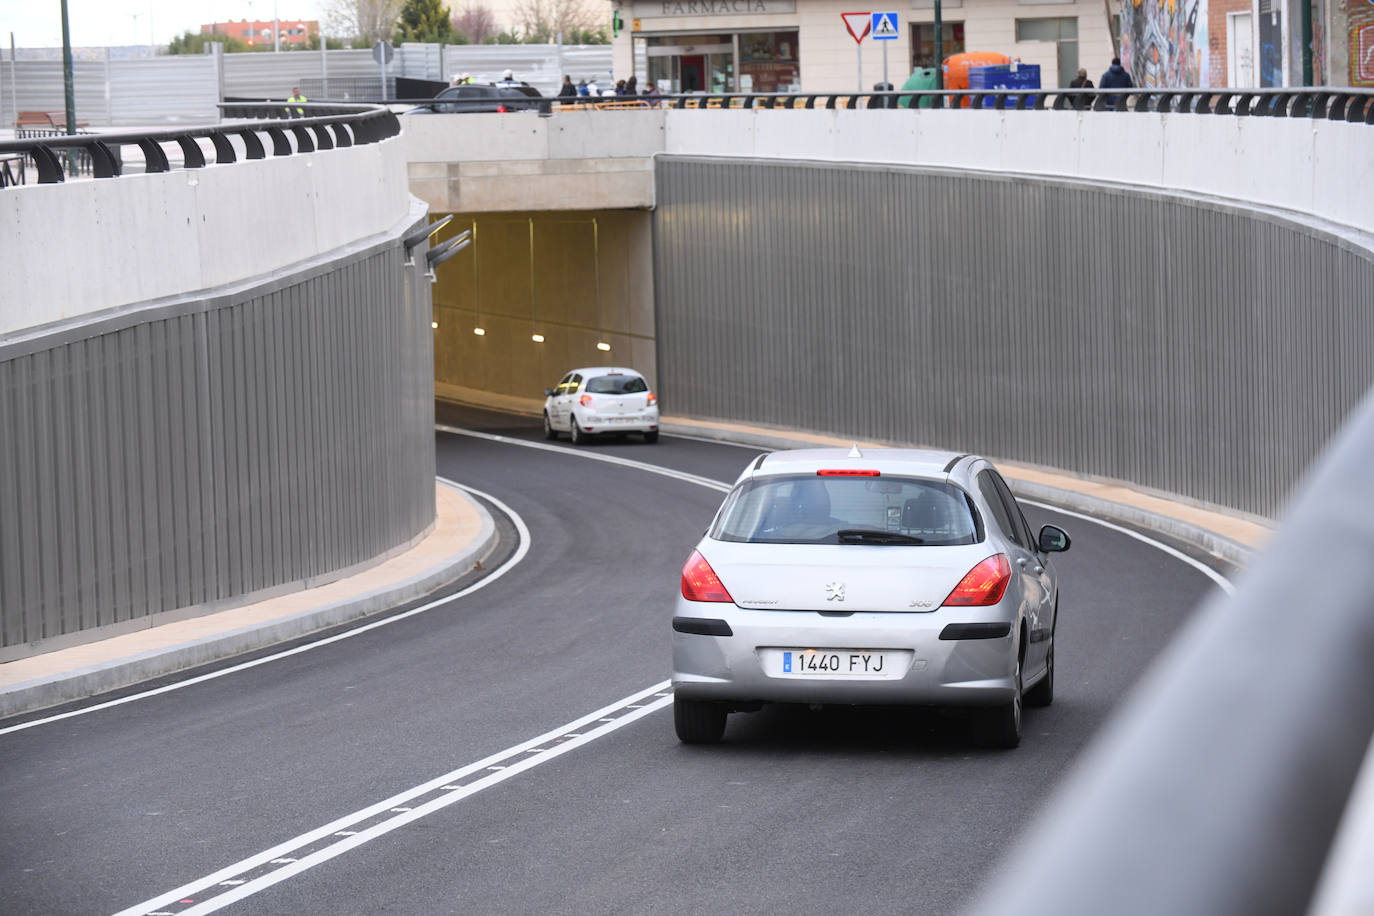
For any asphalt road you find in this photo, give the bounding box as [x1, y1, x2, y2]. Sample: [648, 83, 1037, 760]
[0, 404, 1232, 915]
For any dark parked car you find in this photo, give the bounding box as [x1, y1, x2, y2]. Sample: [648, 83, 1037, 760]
[407, 83, 549, 114]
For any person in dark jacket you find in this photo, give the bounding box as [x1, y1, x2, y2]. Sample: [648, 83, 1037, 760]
[1068, 68, 1094, 109]
[1099, 57, 1133, 107]
[558, 75, 577, 98]
[624, 75, 638, 97]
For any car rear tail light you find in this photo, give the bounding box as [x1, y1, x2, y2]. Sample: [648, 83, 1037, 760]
[681, 550, 733, 603]
[647, 392, 657, 406]
[580, 394, 593, 407]
[497, 104, 509, 113]
[817, 469, 880, 477]
[942, 555, 1011, 607]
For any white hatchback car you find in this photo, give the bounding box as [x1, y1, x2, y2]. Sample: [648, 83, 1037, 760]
[672, 447, 1070, 748]
[543, 367, 660, 444]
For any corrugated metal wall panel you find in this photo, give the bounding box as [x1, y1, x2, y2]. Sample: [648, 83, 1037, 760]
[0, 236, 436, 657]
[0, 56, 218, 127]
[221, 49, 384, 99]
[108, 56, 219, 125]
[0, 44, 613, 123]
[653, 157, 1374, 520]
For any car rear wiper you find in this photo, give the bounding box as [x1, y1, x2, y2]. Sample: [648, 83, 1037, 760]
[836, 529, 925, 545]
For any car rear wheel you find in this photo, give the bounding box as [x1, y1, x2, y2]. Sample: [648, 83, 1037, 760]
[1025, 642, 1054, 708]
[542, 412, 558, 440]
[976, 655, 1022, 749]
[644, 431, 659, 444]
[674, 696, 727, 744]
[569, 418, 585, 445]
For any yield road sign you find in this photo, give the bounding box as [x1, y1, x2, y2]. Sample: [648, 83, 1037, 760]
[842, 12, 872, 43]
[871, 12, 899, 40]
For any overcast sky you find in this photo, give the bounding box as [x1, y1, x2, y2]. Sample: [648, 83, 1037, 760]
[2, 1, 329, 49]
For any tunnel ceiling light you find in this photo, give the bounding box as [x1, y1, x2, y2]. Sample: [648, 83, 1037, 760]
[474, 327, 486, 336]
[531, 334, 545, 343]
[596, 342, 611, 351]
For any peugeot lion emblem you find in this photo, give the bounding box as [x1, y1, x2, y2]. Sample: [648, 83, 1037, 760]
[825, 582, 846, 602]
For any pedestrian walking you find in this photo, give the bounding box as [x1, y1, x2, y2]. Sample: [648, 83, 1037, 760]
[558, 75, 577, 98]
[1099, 57, 1133, 108]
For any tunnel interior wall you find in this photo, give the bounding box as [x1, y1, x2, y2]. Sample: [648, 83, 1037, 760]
[430, 209, 656, 404]
[653, 156, 1374, 520]
[0, 225, 437, 660]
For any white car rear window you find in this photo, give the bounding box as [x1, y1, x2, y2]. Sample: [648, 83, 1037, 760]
[712, 475, 982, 546]
[586, 375, 647, 394]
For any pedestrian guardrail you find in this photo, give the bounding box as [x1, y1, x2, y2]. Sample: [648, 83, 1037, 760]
[507, 87, 1374, 122]
[0, 102, 401, 186]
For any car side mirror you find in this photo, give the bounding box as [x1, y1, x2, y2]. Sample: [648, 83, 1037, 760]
[1038, 525, 1071, 553]
[544, 388, 554, 397]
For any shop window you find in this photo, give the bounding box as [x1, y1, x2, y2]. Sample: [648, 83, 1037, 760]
[647, 34, 734, 93]
[1015, 17, 1080, 86]
[911, 22, 965, 69]
[739, 30, 800, 93]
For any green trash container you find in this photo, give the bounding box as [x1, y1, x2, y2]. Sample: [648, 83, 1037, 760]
[898, 67, 938, 108]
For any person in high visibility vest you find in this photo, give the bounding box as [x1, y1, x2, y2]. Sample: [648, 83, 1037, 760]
[286, 86, 307, 117]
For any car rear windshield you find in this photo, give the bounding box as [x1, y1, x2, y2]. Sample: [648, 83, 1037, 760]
[586, 374, 647, 394]
[711, 474, 983, 546]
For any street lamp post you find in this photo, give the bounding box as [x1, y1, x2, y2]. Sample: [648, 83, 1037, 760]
[59, 0, 76, 137]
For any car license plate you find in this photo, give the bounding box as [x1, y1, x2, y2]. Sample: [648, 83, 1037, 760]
[762, 648, 908, 679]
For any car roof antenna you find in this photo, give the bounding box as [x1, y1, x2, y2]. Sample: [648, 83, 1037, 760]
[848, 444, 862, 458]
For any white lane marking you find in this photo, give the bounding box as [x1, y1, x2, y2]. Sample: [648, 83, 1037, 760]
[0, 481, 530, 738]
[439, 425, 1235, 593]
[438, 426, 732, 493]
[112, 681, 672, 916]
[661, 430, 770, 450]
[1020, 499, 1236, 595]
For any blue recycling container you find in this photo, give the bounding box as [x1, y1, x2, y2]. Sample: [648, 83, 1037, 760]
[967, 64, 1040, 108]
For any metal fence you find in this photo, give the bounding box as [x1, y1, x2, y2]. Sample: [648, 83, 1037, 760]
[1, 43, 614, 127]
[0, 235, 437, 660]
[652, 157, 1374, 521]
[0, 54, 220, 126]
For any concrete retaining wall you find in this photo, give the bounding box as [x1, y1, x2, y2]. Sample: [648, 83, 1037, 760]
[0, 138, 412, 337]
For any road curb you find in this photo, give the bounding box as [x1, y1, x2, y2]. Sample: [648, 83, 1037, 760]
[660, 419, 1260, 568]
[0, 483, 498, 721]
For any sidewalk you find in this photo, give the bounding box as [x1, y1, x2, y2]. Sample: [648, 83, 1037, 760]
[0, 481, 496, 720]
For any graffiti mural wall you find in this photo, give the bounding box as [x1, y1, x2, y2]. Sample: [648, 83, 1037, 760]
[1352, 0, 1374, 86]
[1122, 0, 1210, 87]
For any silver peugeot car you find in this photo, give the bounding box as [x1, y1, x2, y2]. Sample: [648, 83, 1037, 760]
[672, 447, 1070, 748]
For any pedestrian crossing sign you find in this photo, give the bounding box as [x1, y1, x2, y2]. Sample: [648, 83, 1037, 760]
[871, 12, 900, 40]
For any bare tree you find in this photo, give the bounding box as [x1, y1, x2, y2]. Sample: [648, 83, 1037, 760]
[513, 0, 600, 42]
[452, 3, 498, 43]
[322, 0, 405, 43]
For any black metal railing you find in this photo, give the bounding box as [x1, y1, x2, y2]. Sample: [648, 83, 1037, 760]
[0, 103, 401, 186]
[532, 86, 1374, 123]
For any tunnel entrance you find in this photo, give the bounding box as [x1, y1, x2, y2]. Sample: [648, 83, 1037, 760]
[430, 209, 655, 411]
